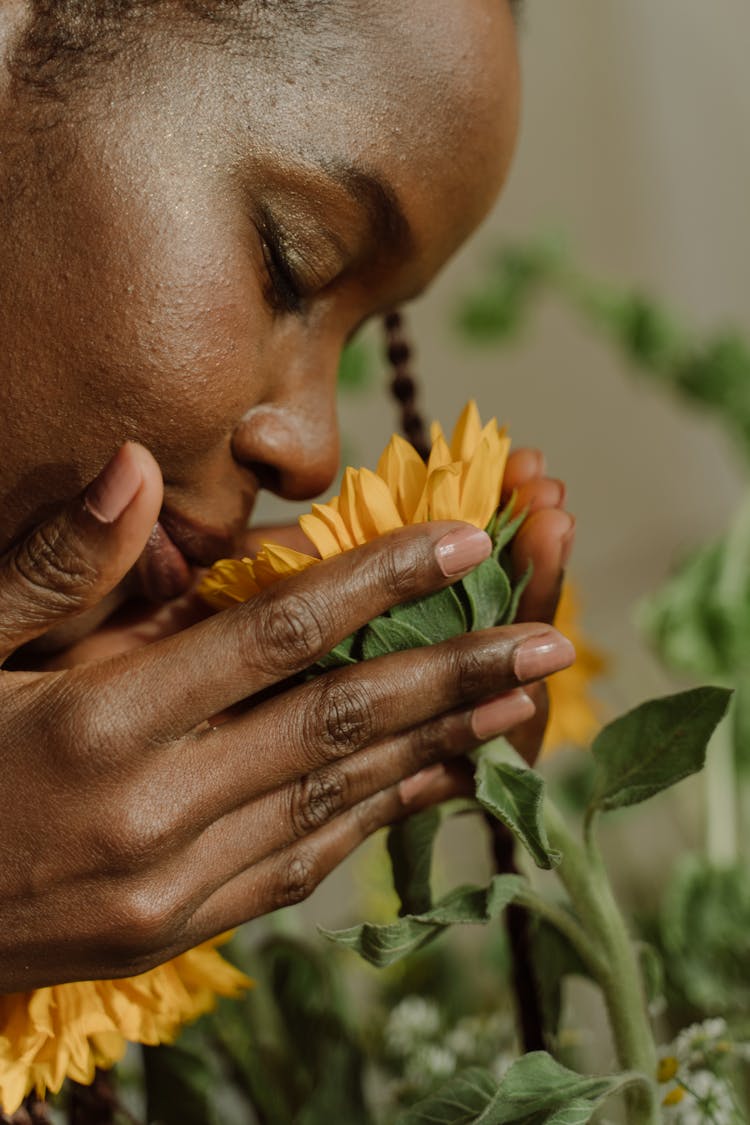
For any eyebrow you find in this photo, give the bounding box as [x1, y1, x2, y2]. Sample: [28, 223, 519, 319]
[318, 161, 414, 260]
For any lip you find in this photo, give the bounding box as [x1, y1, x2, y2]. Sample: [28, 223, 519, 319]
[137, 508, 239, 603]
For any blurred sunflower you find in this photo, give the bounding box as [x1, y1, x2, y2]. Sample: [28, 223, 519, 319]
[544, 582, 607, 754]
[199, 400, 510, 607]
[0, 937, 250, 1114]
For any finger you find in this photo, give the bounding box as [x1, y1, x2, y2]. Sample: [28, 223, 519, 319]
[182, 622, 570, 814]
[183, 761, 475, 941]
[512, 508, 575, 625]
[506, 680, 549, 766]
[177, 689, 534, 891]
[107, 520, 497, 739]
[513, 477, 566, 516]
[0, 444, 163, 661]
[502, 448, 546, 499]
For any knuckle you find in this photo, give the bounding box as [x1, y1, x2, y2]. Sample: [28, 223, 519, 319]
[372, 540, 422, 603]
[310, 677, 377, 759]
[452, 640, 491, 699]
[86, 790, 174, 878]
[289, 766, 347, 837]
[10, 521, 97, 610]
[251, 589, 331, 674]
[273, 848, 321, 908]
[102, 880, 186, 961]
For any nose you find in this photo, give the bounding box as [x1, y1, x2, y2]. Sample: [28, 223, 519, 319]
[230, 360, 340, 503]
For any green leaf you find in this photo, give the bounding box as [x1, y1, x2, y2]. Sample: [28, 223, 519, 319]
[361, 616, 432, 659]
[314, 632, 358, 671]
[460, 557, 511, 630]
[475, 752, 561, 870]
[588, 687, 732, 813]
[396, 1067, 498, 1124]
[387, 806, 441, 916]
[398, 1053, 637, 1124]
[320, 874, 523, 968]
[390, 586, 468, 642]
[659, 856, 750, 1016]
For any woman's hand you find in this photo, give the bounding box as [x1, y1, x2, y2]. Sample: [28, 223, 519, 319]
[0, 444, 574, 992]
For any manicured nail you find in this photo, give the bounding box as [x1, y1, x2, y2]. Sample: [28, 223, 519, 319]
[84, 445, 143, 524]
[514, 628, 575, 682]
[472, 689, 536, 739]
[559, 516, 576, 570]
[399, 764, 446, 805]
[435, 527, 492, 577]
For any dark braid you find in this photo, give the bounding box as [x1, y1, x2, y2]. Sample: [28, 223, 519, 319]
[383, 310, 430, 462]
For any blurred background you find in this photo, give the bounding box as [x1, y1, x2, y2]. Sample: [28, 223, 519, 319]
[231, 1, 750, 1116]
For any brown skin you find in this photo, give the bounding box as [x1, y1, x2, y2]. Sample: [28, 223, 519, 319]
[0, 0, 575, 991]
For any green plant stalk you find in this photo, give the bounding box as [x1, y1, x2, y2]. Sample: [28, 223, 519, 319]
[544, 801, 660, 1125]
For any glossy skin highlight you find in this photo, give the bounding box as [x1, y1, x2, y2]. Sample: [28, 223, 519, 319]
[0, 0, 576, 992]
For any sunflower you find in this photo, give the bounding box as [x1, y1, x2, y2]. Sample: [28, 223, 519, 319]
[544, 582, 607, 753]
[200, 400, 511, 609]
[0, 937, 251, 1114]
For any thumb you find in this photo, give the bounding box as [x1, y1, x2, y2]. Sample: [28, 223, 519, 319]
[0, 443, 163, 661]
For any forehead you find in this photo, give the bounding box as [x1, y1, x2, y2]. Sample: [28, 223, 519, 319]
[239, 0, 520, 271]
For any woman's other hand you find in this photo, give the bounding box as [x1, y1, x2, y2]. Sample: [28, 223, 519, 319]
[0, 443, 573, 992]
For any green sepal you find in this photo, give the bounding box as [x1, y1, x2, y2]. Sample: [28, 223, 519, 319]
[314, 632, 358, 671]
[389, 585, 468, 642]
[502, 560, 533, 626]
[587, 686, 732, 815]
[475, 748, 561, 870]
[361, 616, 432, 659]
[320, 874, 524, 968]
[460, 556, 512, 629]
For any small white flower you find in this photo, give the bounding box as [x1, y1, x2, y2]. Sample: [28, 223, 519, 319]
[674, 1019, 729, 1066]
[404, 1044, 457, 1086]
[384, 996, 441, 1056]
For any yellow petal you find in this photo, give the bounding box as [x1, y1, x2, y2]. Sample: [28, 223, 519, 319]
[0, 941, 251, 1114]
[337, 467, 369, 544]
[458, 434, 503, 529]
[376, 434, 426, 522]
[450, 399, 482, 461]
[426, 431, 453, 474]
[356, 468, 404, 535]
[253, 543, 318, 588]
[300, 502, 356, 556]
[415, 462, 462, 523]
[197, 558, 259, 609]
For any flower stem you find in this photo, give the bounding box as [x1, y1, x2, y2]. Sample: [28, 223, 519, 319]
[543, 800, 660, 1125]
[706, 713, 739, 866]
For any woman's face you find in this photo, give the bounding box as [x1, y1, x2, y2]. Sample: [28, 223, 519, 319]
[0, 0, 520, 591]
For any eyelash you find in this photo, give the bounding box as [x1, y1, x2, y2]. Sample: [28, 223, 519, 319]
[260, 230, 304, 316]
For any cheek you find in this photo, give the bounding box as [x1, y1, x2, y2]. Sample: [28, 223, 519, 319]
[1, 162, 271, 503]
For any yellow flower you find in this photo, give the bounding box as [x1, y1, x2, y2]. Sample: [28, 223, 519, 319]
[199, 401, 510, 608]
[0, 937, 251, 1114]
[544, 583, 607, 754]
[662, 1085, 686, 1107]
[657, 1055, 680, 1083]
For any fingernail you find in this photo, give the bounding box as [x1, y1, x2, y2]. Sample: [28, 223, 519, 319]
[514, 628, 575, 682]
[84, 445, 143, 524]
[551, 479, 567, 509]
[399, 764, 446, 805]
[559, 516, 576, 569]
[435, 526, 492, 577]
[472, 689, 536, 739]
